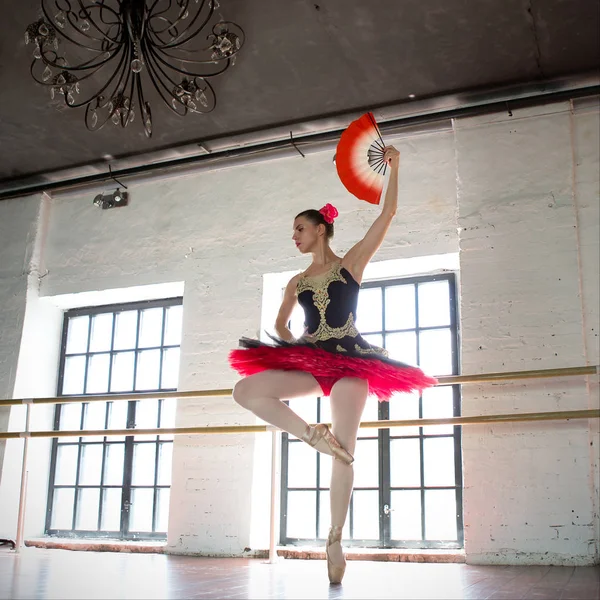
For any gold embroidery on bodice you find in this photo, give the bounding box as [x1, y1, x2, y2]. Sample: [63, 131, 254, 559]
[297, 262, 360, 342]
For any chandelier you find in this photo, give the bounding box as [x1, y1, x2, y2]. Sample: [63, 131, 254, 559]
[25, 0, 244, 137]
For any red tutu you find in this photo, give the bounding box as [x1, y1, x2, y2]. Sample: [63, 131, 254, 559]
[229, 343, 437, 402]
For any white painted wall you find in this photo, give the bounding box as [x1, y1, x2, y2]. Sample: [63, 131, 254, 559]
[0, 99, 597, 564]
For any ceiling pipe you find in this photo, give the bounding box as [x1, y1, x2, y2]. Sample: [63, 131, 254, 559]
[0, 71, 598, 200]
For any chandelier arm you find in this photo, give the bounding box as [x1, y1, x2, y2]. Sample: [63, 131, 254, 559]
[64, 43, 129, 108]
[147, 0, 190, 36]
[149, 0, 214, 49]
[135, 74, 152, 137]
[41, 47, 118, 73]
[150, 44, 230, 78]
[40, 0, 120, 52]
[143, 47, 188, 116]
[74, 0, 123, 45]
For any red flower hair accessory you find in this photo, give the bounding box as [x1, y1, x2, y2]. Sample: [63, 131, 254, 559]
[319, 203, 339, 224]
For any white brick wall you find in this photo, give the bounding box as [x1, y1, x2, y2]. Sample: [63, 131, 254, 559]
[456, 101, 599, 565]
[0, 100, 597, 563]
[0, 195, 41, 485]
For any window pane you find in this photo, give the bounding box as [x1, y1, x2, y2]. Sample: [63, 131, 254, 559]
[66, 315, 89, 354]
[422, 386, 454, 435]
[135, 397, 159, 441]
[164, 305, 183, 346]
[107, 402, 127, 430]
[79, 444, 103, 486]
[286, 491, 315, 539]
[135, 350, 161, 391]
[107, 400, 128, 441]
[62, 356, 86, 395]
[83, 401, 107, 430]
[89, 313, 114, 352]
[138, 307, 163, 348]
[287, 441, 316, 488]
[85, 354, 110, 394]
[59, 402, 83, 431]
[55, 445, 79, 485]
[161, 348, 180, 389]
[418, 281, 450, 328]
[390, 438, 421, 487]
[159, 397, 177, 441]
[356, 288, 382, 333]
[76, 488, 100, 531]
[101, 488, 122, 531]
[103, 443, 125, 486]
[129, 488, 154, 532]
[50, 488, 75, 530]
[318, 491, 349, 539]
[352, 490, 379, 539]
[390, 490, 422, 540]
[386, 331, 417, 366]
[425, 490, 457, 540]
[389, 391, 420, 436]
[288, 397, 317, 425]
[353, 439, 378, 488]
[113, 311, 138, 350]
[419, 329, 452, 375]
[357, 397, 379, 438]
[157, 443, 173, 486]
[423, 437, 456, 487]
[319, 452, 332, 489]
[110, 351, 135, 392]
[156, 488, 171, 533]
[132, 443, 156, 486]
[385, 284, 416, 330]
[362, 333, 383, 349]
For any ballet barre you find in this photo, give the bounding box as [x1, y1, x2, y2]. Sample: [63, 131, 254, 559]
[2, 363, 598, 561]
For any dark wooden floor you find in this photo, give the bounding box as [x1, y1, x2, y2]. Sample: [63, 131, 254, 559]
[0, 548, 598, 599]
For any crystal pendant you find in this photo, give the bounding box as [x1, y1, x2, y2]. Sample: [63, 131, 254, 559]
[53, 38, 59, 50]
[39, 24, 49, 36]
[42, 66, 52, 81]
[57, 74, 66, 84]
[75, 82, 80, 94]
[50, 87, 55, 99]
[25, 32, 29, 44]
[55, 11, 66, 28]
[182, 10, 189, 19]
[67, 91, 74, 104]
[33, 47, 42, 59]
[188, 100, 197, 111]
[80, 20, 90, 32]
[91, 110, 98, 127]
[128, 110, 135, 124]
[131, 59, 143, 73]
[231, 54, 237, 66]
[112, 112, 120, 125]
[214, 0, 220, 8]
[199, 92, 208, 107]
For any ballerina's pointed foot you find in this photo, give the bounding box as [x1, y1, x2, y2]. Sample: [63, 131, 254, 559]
[326, 526, 346, 584]
[301, 423, 354, 465]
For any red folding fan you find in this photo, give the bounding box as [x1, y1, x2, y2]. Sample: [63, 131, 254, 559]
[335, 112, 387, 205]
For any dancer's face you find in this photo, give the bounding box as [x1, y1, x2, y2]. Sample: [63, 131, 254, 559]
[292, 216, 323, 254]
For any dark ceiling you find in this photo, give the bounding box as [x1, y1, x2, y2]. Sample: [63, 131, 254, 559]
[0, 0, 598, 186]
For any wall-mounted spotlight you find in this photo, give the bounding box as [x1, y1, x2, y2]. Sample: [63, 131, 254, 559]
[93, 188, 129, 210]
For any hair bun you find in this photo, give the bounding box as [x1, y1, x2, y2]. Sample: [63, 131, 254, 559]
[319, 203, 339, 224]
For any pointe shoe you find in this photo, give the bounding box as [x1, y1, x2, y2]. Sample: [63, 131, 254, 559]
[326, 526, 346, 584]
[301, 424, 354, 465]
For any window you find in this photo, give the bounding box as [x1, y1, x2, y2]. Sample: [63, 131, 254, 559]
[280, 274, 462, 548]
[46, 298, 183, 539]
